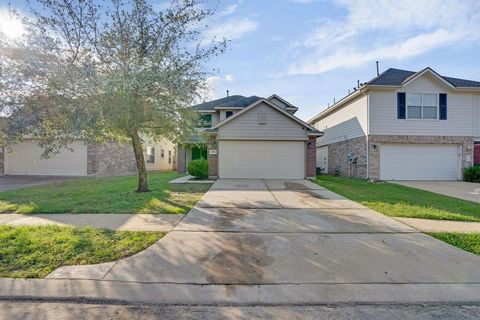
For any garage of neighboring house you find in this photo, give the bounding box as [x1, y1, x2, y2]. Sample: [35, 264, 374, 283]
[5, 140, 88, 176]
[379, 144, 461, 180]
[205, 99, 322, 179]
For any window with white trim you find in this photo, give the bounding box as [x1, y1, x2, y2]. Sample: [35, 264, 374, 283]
[407, 93, 438, 120]
[146, 146, 155, 163]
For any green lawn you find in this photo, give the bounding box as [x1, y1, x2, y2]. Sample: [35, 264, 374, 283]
[315, 176, 480, 222]
[429, 233, 480, 255]
[0, 225, 163, 278]
[0, 172, 210, 214]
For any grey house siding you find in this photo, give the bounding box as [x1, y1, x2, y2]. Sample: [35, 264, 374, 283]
[218, 102, 308, 141]
[87, 142, 137, 176]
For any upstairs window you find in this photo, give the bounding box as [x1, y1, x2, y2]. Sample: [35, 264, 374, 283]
[160, 149, 165, 158]
[226, 111, 234, 118]
[146, 147, 155, 163]
[198, 114, 212, 128]
[168, 150, 172, 164]
[407, 93, 438, 120]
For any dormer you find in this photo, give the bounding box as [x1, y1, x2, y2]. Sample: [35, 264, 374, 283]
[267, 94, 299, 114]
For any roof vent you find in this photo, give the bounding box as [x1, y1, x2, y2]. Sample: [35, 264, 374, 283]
[258, 112, 267, 124]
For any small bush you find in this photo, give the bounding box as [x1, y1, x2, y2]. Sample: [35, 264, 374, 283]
[463, 165, 480, 183]
[187, 159, 208, 180]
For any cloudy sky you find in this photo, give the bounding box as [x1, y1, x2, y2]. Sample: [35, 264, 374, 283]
[2, 0, 480, 120]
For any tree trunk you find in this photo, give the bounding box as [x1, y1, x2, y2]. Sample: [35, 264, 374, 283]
[130, 129, 149, 192]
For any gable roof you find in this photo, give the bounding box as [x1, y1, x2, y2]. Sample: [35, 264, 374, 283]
[207, 99, 322, 136]
[192, 95, 262, 111]
[309, 66, 480, 124]
[267, 94, 299, 111]
[368, 67, 480, 88]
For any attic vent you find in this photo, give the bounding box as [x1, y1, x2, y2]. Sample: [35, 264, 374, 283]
[258, 112, 267, 124]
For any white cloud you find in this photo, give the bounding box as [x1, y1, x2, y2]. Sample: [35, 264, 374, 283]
[201, 18, 258, 45]
[225, 74, 235, 82]
[219, 4, 238, 16]
[287, 0, 480, 75]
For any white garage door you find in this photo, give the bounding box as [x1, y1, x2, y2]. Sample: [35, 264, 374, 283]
[6, 140, 88, 176]
[380, 144, 460, 180]
[219, 141, 305, 179]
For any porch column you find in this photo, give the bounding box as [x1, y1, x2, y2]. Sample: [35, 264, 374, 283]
[177, 145, 186, 173]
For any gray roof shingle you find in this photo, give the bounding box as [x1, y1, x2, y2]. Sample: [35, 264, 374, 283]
[192, 95, 262, 110]
[367, 68, 480, 88]
[367, 68, 415, 86]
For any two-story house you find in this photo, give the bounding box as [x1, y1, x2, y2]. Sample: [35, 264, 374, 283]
[309, 67, 480, 181]
[177, 94, 322, 179]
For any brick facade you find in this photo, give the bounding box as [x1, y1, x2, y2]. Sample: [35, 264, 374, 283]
[207, 135, 218, 179]
[368, 135, 474, 180]
[326, 136, 368, 178]
[87, 142, 137, 176]
[306, 137, 317, 178]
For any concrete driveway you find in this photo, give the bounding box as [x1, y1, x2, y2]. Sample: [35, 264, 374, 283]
[41, 178, 480, 306]
[392, 180, 480, 203]
[0, 175, 74, 192]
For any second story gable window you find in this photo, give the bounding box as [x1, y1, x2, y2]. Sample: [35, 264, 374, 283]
[407, 93, 438, 120]
[226, 111, 234, 118]
[198, 114, 212, 128]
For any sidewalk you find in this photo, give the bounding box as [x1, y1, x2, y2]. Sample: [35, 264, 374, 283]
[395, 217, 480, 233]
[0, 213, 184, 232]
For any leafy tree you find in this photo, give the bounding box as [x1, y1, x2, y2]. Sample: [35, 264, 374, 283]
[0, 0, 226, 192]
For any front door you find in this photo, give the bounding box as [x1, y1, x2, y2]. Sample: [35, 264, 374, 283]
[192, 146, 207, 160]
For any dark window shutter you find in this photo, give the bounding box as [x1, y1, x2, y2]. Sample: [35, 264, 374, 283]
[397, 92, 406, 119]
[439, 93, 447, 120]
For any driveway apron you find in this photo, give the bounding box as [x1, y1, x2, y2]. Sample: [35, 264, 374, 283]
[49, 179, 480, 289]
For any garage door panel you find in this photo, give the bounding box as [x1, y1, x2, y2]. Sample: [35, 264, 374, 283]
[219, 141, 305, 179]
[7, 141, 88, 176]
[380, 144, 460, 181]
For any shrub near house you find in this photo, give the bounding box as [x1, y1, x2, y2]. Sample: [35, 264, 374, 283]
[188, 159, 208, 180]
[464, 165, 480, 183]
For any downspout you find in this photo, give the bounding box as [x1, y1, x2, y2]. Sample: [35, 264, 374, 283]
[366, 91, 370, 180]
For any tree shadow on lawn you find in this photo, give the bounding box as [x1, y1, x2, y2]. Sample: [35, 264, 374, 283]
[0, 174, 211, 214]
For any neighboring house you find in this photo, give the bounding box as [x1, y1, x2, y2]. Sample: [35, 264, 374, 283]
[177, 94, 323, 179]
[309, 67, 480, 181]
[0, 138, 175, 176]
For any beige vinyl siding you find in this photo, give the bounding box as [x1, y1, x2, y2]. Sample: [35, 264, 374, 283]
[316, 146, 328, 173]
[369, 73, 474, 136]
[145, 139, 175, 171]
[217, 102, 308, 140]
[6, 140, 87, 176]
[312, 94, 368, 146]
[475, 93, 480, 138]
[211, 113, 220, 126]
